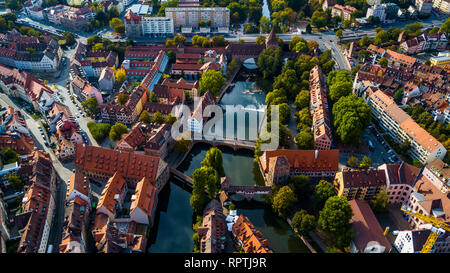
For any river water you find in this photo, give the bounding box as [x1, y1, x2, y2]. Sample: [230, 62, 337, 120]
[147, 70, 309, 253]
[262, 0, 271, 20]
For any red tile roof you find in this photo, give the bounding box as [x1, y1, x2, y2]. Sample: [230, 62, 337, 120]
[349, 200, 392, 252]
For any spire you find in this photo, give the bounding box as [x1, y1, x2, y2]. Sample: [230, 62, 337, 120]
[266, 28, 278, 50]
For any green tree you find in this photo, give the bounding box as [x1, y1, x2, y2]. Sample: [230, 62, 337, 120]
[272, 186, 298, 218]
[440, 17, 450, 33]
[109, 122, 128, 141]
[165, 113, 176, 125]
[278, 103, 291, 124]
[336, 29, 343, 40]
[81, 97, 99, 116]
[211, 35, 226, 47]
[256, 35, 266, 45]
[291, 209, 316, 234]
[295, 131, 314, 150]
[358, 49, 369, 61]
[288, 175, 312, 200]
[259, 16, 271, 33]
[370, 186, 389, 214]
[257, 47, 283, 79]
[87, 122, 111, 141]
[314, 180, 336, 210]
[378, 57, 388, 67]
[1, 148, 19, 164]
[201, 147, 225, 177]
[116, 93, 129, 105]
[8, 174, 23, 189]
[199, 70, 226, 96]
[374, 30, 389, 45]
[359, 156, 372, 169]
[332, 94, 371, 144]
[294, 90, 310, 109]
[327, 70, 351, 88]
[318, 196, 354, 248]
[139, 110, 151, 124]
[347, 156, 360, 168]
[311, 10, 328, 28]
[115, 68, 126, 85]
[174, 138, 191, 153]
[152, 112, 164, 124]
[329, 81, 352, 103]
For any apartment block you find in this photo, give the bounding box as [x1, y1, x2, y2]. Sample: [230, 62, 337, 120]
[334, 169, 387, 201]
[165, 7, 230, 28]
[309, 65, 332, 150]
[124, 10, 174, 38]
[367, 90, 447, 163]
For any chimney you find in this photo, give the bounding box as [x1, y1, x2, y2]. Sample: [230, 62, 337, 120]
[315, 150, 319, 160]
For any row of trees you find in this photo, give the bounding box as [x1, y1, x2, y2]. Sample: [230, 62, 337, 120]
[190, 148, 225, 214]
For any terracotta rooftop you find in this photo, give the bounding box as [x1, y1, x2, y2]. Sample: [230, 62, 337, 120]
[260, 149, 339, 173]
[349, 200, 392, 252]
[341, 169, 387, 188]
[75, 144, 160, 182]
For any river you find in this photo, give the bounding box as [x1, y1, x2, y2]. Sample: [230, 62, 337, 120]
[262, 0, 271, 20]
[147, 72, 309, 253]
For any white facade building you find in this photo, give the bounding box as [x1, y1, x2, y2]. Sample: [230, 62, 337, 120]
[366, 4, 386, 23]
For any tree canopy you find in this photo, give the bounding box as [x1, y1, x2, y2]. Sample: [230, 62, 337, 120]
[332, 94, 371, 144]
[199, 70, 226, 96]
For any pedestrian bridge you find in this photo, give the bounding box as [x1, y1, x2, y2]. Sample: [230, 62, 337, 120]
[193, 134, 255, 151]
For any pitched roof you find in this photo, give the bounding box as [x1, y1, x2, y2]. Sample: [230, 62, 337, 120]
[260, 149, 339, 173]
[75, 144, 160, 182]
[349, 200, 392, 252]
[130, 177, 157, 218]
[341, 169, 387, 188]
[97, 172, 127, 215]
[67, 170, 89, 200]
[232, 214, 272, 253]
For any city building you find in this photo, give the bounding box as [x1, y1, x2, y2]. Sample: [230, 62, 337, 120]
[98, 67, 115, 93]
[232, 214, 272, 253]
[124, 10, 174, 38]
[75, 144, 170, 191]
[0, 107, 35, 155]
[15, 150, 56, 253]
[71, 42, 118, 78]
[322, 0, 337, 10]
[309, 65, 332, 150]
[366, 4, 386, 23]
[187, 91, 215, 133]
[402, 160, 450, 232]
[430, 52, 450, 67]
[331, 4, 357, 21]
[197, 199, 226, 253]
[165, 7, 230, 28]
[393, 229, 432, 253]
[259, 149, 340, 186]
[382, 3, 400, 21]
[116, 122, 172, 158]
[432, 0, 450, 14]
[0, 29, 62, 72]
[59, 196, 90, 253]
[43, 5, 96, 31]
[70, 75, 104, 104]
[334, 169, 387, 201]
[415, 0, 433, 14]
[378, 162, 421, 204]
[400, 33, 448, 54]
[349, 200, 392, 253]
[367, 90, 447, 163]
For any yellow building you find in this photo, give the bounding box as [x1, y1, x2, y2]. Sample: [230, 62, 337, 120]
[430, 52, 450, 67]
[334, 169, 387, 201]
